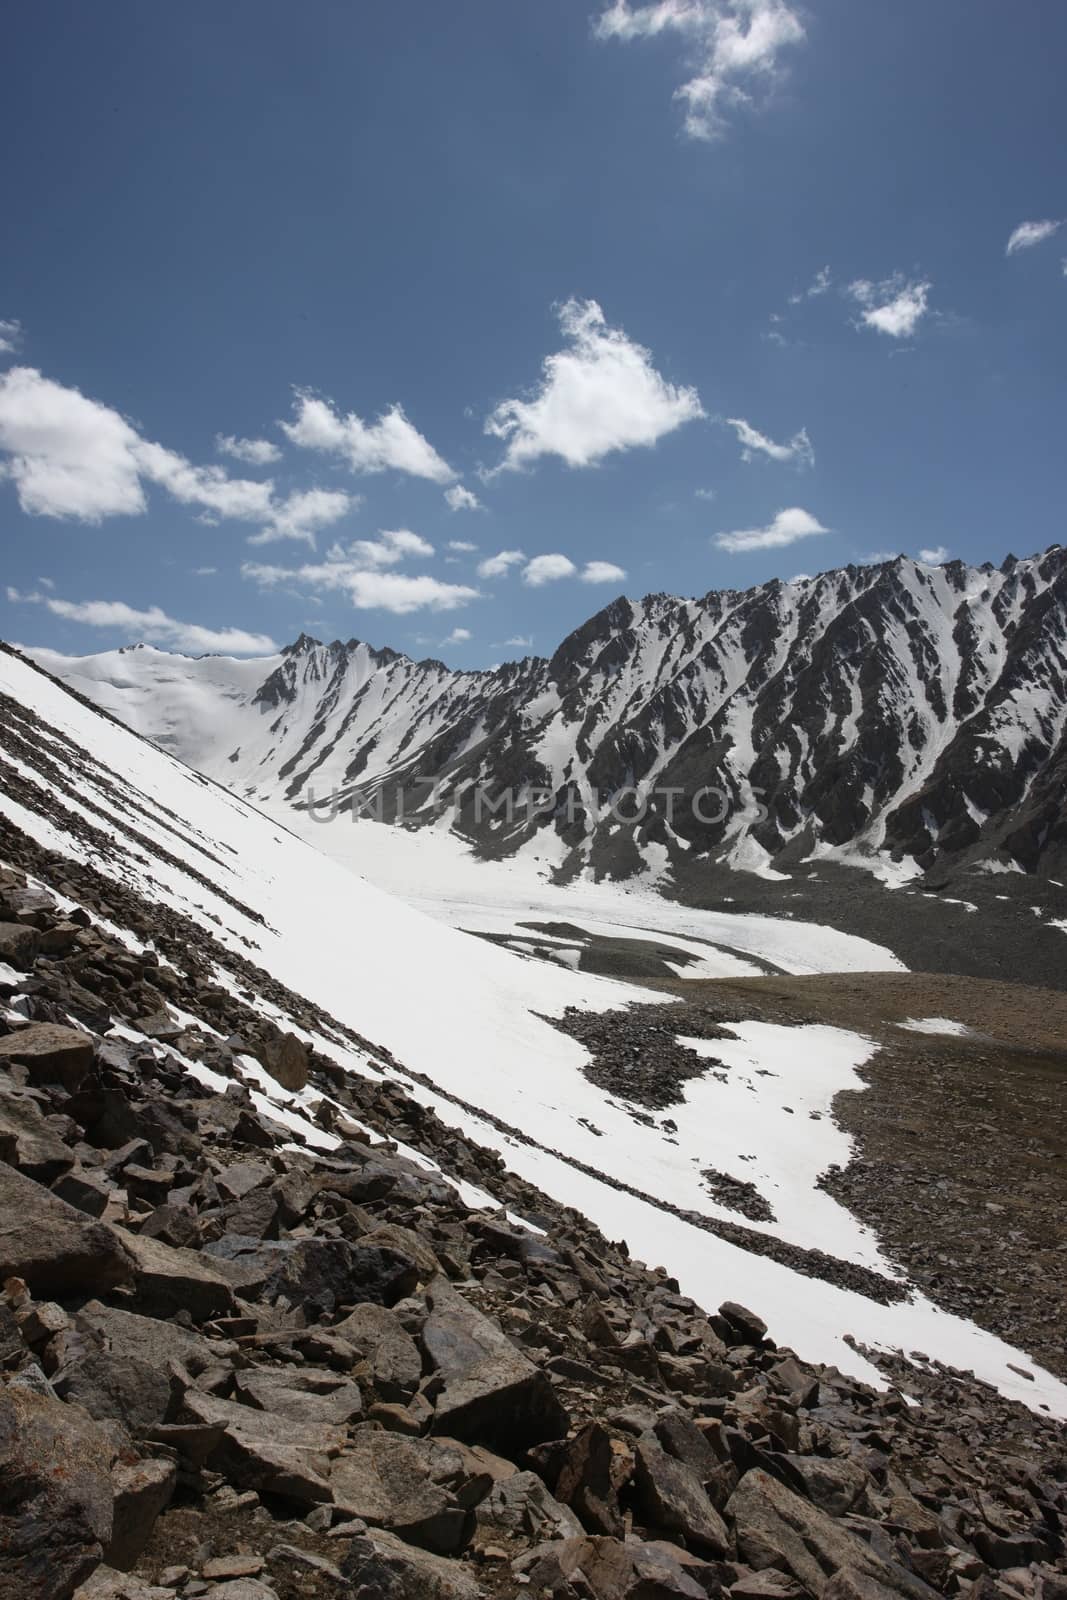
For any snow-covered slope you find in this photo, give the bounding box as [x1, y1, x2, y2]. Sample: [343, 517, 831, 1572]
[30, 546, 1067, 885]
[2, 642, 1066, 1416]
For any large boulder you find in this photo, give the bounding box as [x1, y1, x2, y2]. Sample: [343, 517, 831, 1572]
[106, 1455, 177, 1571]
[420, 1276, 569, 1451]
[234, 1365, 364, 1426]
[77, 1299, 236, 1376]
[54, 1346, 173, 1438]
[0, 1086, 76, 1181]
[181, 1389, 343, 1506]
[514, 1534, 711, 1599]
[727, 1470, 939, 1600]
[332, 1302, 422, 1401]
[0, 1384, 117, 1600]
[0, 1022, 95, 1091]
[120, 1230, 236, 1321]
[258, 1031, 309, 1092]
[0, 1162, 133, 1296]
[0, 920, 40, 967]
[340, 1527, 486, 1599]
[633, 1430, 733, 1556]
[204, 1234, 418, 1313]
[330, 1430, 476, 1554]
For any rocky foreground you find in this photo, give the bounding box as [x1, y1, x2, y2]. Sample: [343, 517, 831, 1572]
[0, 845, 1066, 1600]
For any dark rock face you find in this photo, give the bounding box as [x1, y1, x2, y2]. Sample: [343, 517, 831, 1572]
[0, 1385, 116, 1600]
[0, 1161, 133, 1295]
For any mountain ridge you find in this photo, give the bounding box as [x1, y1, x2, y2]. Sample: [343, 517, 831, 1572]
[24, 546, 1067, 887]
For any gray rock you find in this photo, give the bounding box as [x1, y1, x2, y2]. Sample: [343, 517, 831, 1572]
[204, 1234, 418, 1312]
[0, 1021, 95, 1090]
[0, 1086, 76, 1180]
[0, 1384, 116, 1600]
[77, 1299, 236, 1375]
[780, 1453, 872, 1517]
[235, 1364, 364, 1426]
[181, 1388, 342, 1505]
[258, 1030, 309, 1092]
[478, 1468, 583, 1542]
[55, 1345, 173, 1437]
[554, 1420, 633, 1538]
[728, 1469, 938, 1600]
[74, 1568, 174, 1599]
[340, 1527, 486, 1598]
[0, 1160, 133, 1295]
[332, 1302, 422, 1401]
[421, 1275, 569, 1451]
[120, 1229, 237, 1321]
[0, 920, 40, 967]
[106, 1455, 177, 1571]
[633, 1430, 733, 1556]
[330, 1430, 474, 1554]
[515, 1534, 710, 1599]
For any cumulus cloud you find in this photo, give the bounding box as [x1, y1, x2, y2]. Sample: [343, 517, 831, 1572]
[7, 588, 276, 655]
[918, 545, 950, 565]
[344, 528, 435, 567]
[477, 548, 526, 579]
[248, 487, 353, 547]
[216, 433, 282, 466]
[714, 505, 829, 553]
[848, 277, 931, 338]
[595, 0, 805, 140]
[725, 417, 813, 467]
[443, 627, 472, 645]
[447, 539, 477, 553]
[0, 319, 23, 356]
[0, 365, 309, 535]
[581, 560, 628, 583]
[485, 298, 703, 473]
[244, 559, 478, 615]
[498, 634, 534, 649]
[282, 390, 455, 483]
[1005, 219, 1062, 256]
[523, 553, 577, 586]
[444, 484, 482, 512]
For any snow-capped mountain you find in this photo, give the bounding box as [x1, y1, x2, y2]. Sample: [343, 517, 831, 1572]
[3, 640, 1066, 1413]
[29, 546, 1067, 883]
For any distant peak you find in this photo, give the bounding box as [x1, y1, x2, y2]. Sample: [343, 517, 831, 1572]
[282, 632, 323, 656]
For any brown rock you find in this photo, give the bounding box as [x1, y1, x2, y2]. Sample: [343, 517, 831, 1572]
[0, 1161, 133, 1296]
[0, 1021, 95, 1090]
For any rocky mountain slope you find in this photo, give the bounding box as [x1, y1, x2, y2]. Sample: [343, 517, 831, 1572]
[0, 650, 1065, 1600]
[28, 546, 1067, 887]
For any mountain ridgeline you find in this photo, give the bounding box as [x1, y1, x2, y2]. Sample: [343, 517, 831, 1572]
[32, 547, 1067, 885]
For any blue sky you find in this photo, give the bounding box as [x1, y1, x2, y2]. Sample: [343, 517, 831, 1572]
[1, 0, 1064, 665]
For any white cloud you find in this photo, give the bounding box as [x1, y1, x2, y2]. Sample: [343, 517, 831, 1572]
[523, 553, 577, 586]
[918, 545, 950, 565]
[253, 563, 478, 615]
[595, 0, 805, 140]
[477, 548, 526, 579]
[443, 627, 472, 645]
[216, 433, 282, 466]
[859, 550, 897, 565]
[694, 486, 717, 501]
[344, 528, 435, 567]
[498, 634, 534, 649]
[8, 588, 276, 655]
[0, 365, 286, 529]
[0, 319, 23, 356]
[1005, 219, 1062, 256]
[848, 277, 931, 339]
[444, 484, 482, 512]
[714, 505, 829, 553]
[788, 266, 831, 304]
[248, 487, 353, 547]
[725, 417, 813, 467]
[485, 298, 703, 473]
[447, 539, 477, 553]
[581, 560, 628, 583]
[282, 390, 455, 483]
